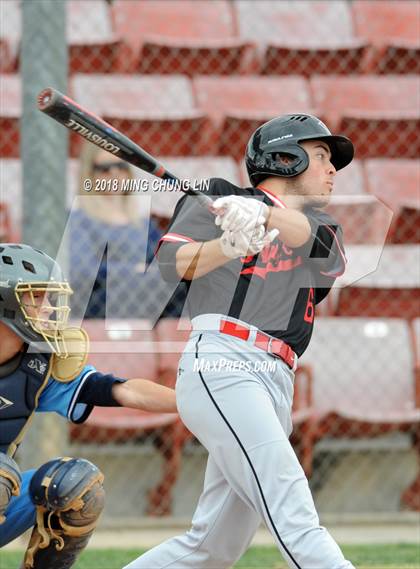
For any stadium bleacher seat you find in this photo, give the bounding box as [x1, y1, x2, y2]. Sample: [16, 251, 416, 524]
[193, 76, 313, 158]
[235, 0, 367, 76]
[0, 75, 20, 158]
[365, 159, 420, 244]
[299, 317, 420, 509]
[70, 319, 182, 515]
[310, 75, 420, 159]
[334, 245, 420, 319]
[0, 1, 19, 72]
[323, 160, 383, 245]
[154, 318, 191, 384]
[0, 158, 81, 237]
[71, 75, 207, 157]
[147, 318, 192, 515]
[411, 319, 420, 409]
[68, 0, 122, 73]
[0, 203, 13, 241]
[0, 158, 21, 237]
[112, 0, 252, 75]
[401, 317, 420, 510]
[0, 0, 122, 74]
[353, 0, 420, 75]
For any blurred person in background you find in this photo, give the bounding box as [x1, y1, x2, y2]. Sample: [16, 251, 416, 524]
[69, 142, 186, 320]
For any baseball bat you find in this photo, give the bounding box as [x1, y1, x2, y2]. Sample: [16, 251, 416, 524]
[37, 87, 213, 209]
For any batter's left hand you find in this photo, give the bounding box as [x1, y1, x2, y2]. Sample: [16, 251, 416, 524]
[213, 196, 269, 233]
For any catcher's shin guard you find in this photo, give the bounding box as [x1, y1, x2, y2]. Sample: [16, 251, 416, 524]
[22, 457, 105, 569]
[0, 453, 22, 524]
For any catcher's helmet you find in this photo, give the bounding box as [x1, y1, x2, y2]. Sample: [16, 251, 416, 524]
[0, 243, 72, 354]
[245, 114, 354, 186]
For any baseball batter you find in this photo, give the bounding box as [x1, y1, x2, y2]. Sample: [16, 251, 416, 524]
[0, 243, 177, 568]
[124, 114, 355, 569]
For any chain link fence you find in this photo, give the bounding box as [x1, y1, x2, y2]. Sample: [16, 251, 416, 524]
[1, 0, 419, 522]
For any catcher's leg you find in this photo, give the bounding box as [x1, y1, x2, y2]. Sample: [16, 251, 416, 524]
[0, 453, 22, 524]
[0, 468, 37, 547]
[22, 457, 105, 569]
[0, 453, 28, 547]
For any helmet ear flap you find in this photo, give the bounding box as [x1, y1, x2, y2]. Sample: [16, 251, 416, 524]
[250, 143, 310, 185]
[268, 143, 309, 177]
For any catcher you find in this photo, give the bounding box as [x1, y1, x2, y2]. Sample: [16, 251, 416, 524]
[0, 243, 177, 568]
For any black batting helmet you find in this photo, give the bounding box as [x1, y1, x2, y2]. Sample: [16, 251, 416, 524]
[245, 114, 354, 186]
[0, 243, 72, 354]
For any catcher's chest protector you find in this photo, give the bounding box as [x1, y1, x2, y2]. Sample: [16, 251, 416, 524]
[0, 352, 52, 456]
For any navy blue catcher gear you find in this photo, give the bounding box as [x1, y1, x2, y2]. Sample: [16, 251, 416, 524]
[24, 457, 104, 569]
[245, 114, 354, 186]
[29, 457, 103, 510]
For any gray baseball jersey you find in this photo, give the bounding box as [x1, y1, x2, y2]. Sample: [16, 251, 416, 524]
[124, 178, 354, 569]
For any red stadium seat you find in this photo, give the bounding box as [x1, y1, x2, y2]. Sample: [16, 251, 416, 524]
[0, 1, 122, 74]
[68, 0, 123, 73]
[70, 319, 183, 516]
[310, 75, 420, 159]
[365, 159, 420, 244]
[193, 76, 313, 158]
[71, 319, 161, 444]
[322, 160, 383, 245]
[334, 245, 420, 319]
[353, 0, 420, 75]
[0, 1, 20, 72]
[400, 317, 420, 510]
[0, 75, 20, 157]
[154, 318, 191, 387]
[236, 0, 367, 76]
[0, 159, 21, 238]
[112, 0, 252, 75]
[0, 202, 13, 241]
[71, 75, 206, 157]
[0, 158, 81, 237]
[411, 319, 420, 408]
[300, 317, 420, 510]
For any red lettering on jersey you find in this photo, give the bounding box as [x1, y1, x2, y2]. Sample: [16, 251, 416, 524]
[304, 288, 315, 323]
[240, 241, 302, 279]
[260, 242, 279, 264]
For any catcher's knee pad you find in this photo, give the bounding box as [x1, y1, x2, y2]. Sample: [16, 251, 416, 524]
[0, 453, 21, 524]
[23, 457, 104, 569]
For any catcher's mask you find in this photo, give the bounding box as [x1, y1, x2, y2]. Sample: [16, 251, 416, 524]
[0, 243, 72, 357]
[245, 114, 354, 186]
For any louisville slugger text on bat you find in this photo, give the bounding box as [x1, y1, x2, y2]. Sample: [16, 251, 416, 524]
[37, 87, 213, 209]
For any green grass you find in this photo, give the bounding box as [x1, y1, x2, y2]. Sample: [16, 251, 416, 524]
[1, 544, 419, 568]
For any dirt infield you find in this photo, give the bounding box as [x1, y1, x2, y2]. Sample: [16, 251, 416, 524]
[4, 513, 419, 551]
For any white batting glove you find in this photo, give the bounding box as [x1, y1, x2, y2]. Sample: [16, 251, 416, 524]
[220, 226, 279, 259]
[213, 196, 269, 233]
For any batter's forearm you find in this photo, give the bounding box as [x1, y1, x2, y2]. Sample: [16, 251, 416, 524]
[175, 240, 231, 280]
[266, 207, 311, 248]
[112, 379, 177, 413]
